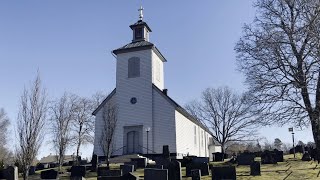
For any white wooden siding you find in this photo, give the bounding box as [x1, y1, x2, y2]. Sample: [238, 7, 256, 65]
[151, 50, 164, 90]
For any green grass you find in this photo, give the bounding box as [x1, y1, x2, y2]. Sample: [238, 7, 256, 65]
[22, 153, 320, 180]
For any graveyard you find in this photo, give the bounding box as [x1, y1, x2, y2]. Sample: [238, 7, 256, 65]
[6, 153, 318, 180]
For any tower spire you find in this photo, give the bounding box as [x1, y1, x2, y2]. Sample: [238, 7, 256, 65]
[138, 6, 144, 21]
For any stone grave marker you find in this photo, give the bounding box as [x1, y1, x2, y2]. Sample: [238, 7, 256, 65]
[191, 169, 201, 180]
[40, 169, 58, 179]
[192, 157, 209, 164]
[70, 166, 86, 178]
[130, 158, 147, 168]
[121, 172, 138, 180]
[144, 168, 168, 180]
[212, 153, 224, 162]
[186, 162, 209, 177]
[97, 176, 121, 180]
[302, 152, 312, 161]
[91, 154, 98, 172]
[274, 150, 284, 162]
[261, 151, 277, 164]
[163, 145, 170, 159]
[237, 153, 255, 165]
[250, 161, 261, 176]
[29, 166, 36, 175]
[97, 166, 110, 177]
[0, 169, 5, 179]
[124, 161, 137, 171]
[211, 166, 236, 180]
[5, 166, 18, 180]
[120, 164, 134, 175]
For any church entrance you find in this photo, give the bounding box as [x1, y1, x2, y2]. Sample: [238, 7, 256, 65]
[127, 131, 139, 154]
[123, 125, 142, 154]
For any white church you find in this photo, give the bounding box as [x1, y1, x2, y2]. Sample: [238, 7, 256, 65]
[93, 8, 220, 159]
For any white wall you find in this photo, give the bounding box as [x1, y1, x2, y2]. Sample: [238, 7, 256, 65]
[175, 111, 213, 158]
[151, 50, 164, 90]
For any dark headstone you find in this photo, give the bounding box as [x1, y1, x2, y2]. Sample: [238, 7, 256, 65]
[192, 157, 209, 164]
[68, 161, 74, 166]
[41, 169, 58, 179]
[121, 172, 138, 180]
[163, 145, 170, 159]
[98, 156, 107, 163]
[71, 166, 86, 178]
[261, 151, 277, 164]
[167, 160, 182, 180]
[130, 158, 147, 168]
[274, 150, 284, 162]
[212, 153, 224, 162]
[237, 153, 255, 165]
[97, 176, 121, 180]
[120, 165, 134, 175]
[191, 169, 201, 180]
[29, 166, 36, 175]
[0, 169, 5, 179]
[91, 154, 98, 172]
[302, 152, 312, 161]
[211, 166, 236, 180]
[97, 166, 110, 177]
[124, 161, 137, 171]
[146, 164, 163, 169]
[5, 166, 18, 180]
[250, 161, 261, 176]
[144, 168, 168, 180]
[186, 162, 209, 177]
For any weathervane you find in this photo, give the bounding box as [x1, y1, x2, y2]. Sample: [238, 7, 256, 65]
[138, 6, 144, 20]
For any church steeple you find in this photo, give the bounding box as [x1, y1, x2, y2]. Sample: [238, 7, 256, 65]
[129, 6, 152, 42]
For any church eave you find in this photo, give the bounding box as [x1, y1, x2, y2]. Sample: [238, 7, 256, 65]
[92, 88, 116, 116]
[112, 45, 167, 62]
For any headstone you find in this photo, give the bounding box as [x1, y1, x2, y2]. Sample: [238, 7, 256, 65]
[97, 177, 121, 180]
[120, 165, 134, 175]
[146, 164, 163, 169]
[144, 168, 168, 180]
[237, 153, 255, 165]
[250, 161, 261, 176]
[124, 162, 137, 171]
[29, 166, 36, 175]
[130, 158, 147, 168]
[163, 145, 170, 159]
[68, 161, 74, 166]
[192, 157, 209, 164]
[5, 166, 18, 180]
[71, 166, 86, 178]
[0, 169, 5, 179]
[186, 162, 209, 177]
[121, 172, 138, 180]
[191, 169, 201, 180]
[40, 169, 58, 179]
[274, 150, 284, 162]
[211, 166, 236, 180]
[97, 166, 110, 177]
[302, 152, 312, 161]
[212, 153, 224, 162]
[261, 151, 277, 164]
[91, 154, 98, 172]
[167, 160, 182, 180]
[49, 163, 57, 168]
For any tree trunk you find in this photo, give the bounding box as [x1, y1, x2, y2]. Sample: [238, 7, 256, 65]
[76, 141, 81, 166]
[311, 115, 320, 163]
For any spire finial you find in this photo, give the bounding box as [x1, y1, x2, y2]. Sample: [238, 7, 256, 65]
[138, 6, 144, 21]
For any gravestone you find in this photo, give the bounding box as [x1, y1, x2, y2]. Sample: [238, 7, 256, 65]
[250, 161, 261, 176]
[146, 164, 163, 169]
[41, 169, 58, 179]
[124, 161, 137, 171]
[186, 162, 209, 177]
[261, 151, 277, 164]
[212, 153, 224, 162]
[97, 166, 110, 177]
[191, 169, 201, 180]
[167, 160, 182, 180]
[0, 169, 5, 179]
[91, 154, 98, 172]
[5, 166, 18, 180]
[29, 166, 36, 175]
[144, 168, 168, 180]
[192, 157, 209, 164]
[130, 158, 147, 168]
[211, 166, 236, 180]
[71, 166, 86, 178]
[120, 164, 134, 175]
[163, 145, 170, 159]
[302, 152, 312, 161]
[97, 176, 121, 180]
[274, 150, 284, 162]
[237, 153, 255, 165]
[121, 172, 138, 180]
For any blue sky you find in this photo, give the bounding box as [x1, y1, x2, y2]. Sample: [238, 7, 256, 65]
[0, 1, 314, 159]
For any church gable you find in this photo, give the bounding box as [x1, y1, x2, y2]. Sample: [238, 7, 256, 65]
[92, 88, 116, 116]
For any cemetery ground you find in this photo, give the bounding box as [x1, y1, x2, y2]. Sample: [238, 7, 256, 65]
[22, 153, 320, 180]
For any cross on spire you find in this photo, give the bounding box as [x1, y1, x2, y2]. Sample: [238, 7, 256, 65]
[138, 6, 144, 21]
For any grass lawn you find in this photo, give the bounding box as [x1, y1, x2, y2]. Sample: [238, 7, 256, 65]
[23, 153, 320, 180]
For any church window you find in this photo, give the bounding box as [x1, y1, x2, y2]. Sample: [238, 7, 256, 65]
[194, 126, 197, 145]
[128, 57, 140, 78]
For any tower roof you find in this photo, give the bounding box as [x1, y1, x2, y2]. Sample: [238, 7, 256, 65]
[129, 20, 152, 32]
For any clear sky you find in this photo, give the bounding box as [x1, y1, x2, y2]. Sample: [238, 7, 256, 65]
[0, 1, 314, 159]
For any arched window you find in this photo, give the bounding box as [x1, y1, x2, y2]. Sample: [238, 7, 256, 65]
[128, 57, 140, 78]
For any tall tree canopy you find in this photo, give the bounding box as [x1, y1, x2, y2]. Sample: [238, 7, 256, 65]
[235, 0, 320, 158]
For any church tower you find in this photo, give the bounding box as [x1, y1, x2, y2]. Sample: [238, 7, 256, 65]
[111, 7, 166, 154]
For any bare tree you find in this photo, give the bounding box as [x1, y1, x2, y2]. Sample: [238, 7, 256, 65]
[99, 103, 117, 168]
[235, 0, 320, 159]
[274, 138, 283, 150]
[16, 74, 47, 180]
[72, 96, 94, 165]
[186, 87, 260, 152]
[0, 108, 10, 166]
[49, 93, 76, 171]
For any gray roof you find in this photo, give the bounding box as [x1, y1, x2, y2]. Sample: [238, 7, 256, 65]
[129, 20, 152, 32]
[112, 41, 167, 62]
